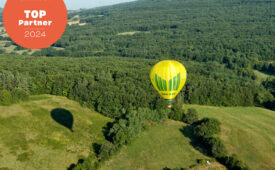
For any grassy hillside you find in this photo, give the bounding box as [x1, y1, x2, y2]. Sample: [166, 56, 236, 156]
[102, 106, 275, 170]
[0, 95, 112, 170]
[101, 120, 225, 170]
[184, 105, 275, 169]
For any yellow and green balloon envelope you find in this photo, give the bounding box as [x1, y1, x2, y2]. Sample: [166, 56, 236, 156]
[150, 60, 187, 105]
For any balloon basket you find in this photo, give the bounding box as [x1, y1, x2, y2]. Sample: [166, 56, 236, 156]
[167, 99, 173, 108]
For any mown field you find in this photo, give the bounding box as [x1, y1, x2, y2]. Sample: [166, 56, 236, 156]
[102, 105, 275, 170]
[0, 95, 112, 170]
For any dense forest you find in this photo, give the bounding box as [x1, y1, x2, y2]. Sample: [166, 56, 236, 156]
[39, 0, 274, 68]
[0, 0, 275, 114]
[0, 55, 273, 119]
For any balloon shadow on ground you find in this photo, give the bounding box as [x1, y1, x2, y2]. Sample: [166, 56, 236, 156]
[51, 108, 74, 132]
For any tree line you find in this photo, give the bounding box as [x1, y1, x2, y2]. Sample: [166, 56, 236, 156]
[0, 56, 273, 115]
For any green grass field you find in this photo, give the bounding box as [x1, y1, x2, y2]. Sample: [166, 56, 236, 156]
[101, 120, 225, 170]
[0, 95, 112, 170]
[0, 96, 274, 170]
[184, 105, 275, 170]
[102, 105, 275, 170]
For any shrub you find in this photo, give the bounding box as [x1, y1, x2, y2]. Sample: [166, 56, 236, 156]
[71, 156, 99, 170]
[4, 42, 12, 47]
[197, 159, 208, 165]
[0, 90, 12, 105]
[11, 88, 29, 103]
[14, 46, 25, 51]
[168, 103, 184, 121]
[98, 141, 117, 161]
[113, 129, 128, 146]
[154, 98, 169, 110]
[193, 118, 221, 137]
[203, 137, 228, 158]
[138, 108, 167, 122]
[183, 108, 199, 124]
[0, 48, 6, 54]
[220, 155, 251, 170]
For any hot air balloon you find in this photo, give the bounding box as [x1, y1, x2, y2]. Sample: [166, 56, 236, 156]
[150, 60, 187, 108]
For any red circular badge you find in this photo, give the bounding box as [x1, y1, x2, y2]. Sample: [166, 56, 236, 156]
[3, 0, 67, 49]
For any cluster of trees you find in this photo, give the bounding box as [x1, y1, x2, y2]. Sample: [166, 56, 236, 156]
[71, 108, 168, 169]
[262, 78, 275, 110]
[254, 63, 275, 75]
[219, 155, 252, 170]
[168, 104, 199, 124]
[193, 118, 229, 159]
[181, 111, 251, 169]
[0, 36, 10, 41]
[0, 70, 29, 105]
[263, 78, 275, 96]
[164, 106, 251, 169]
